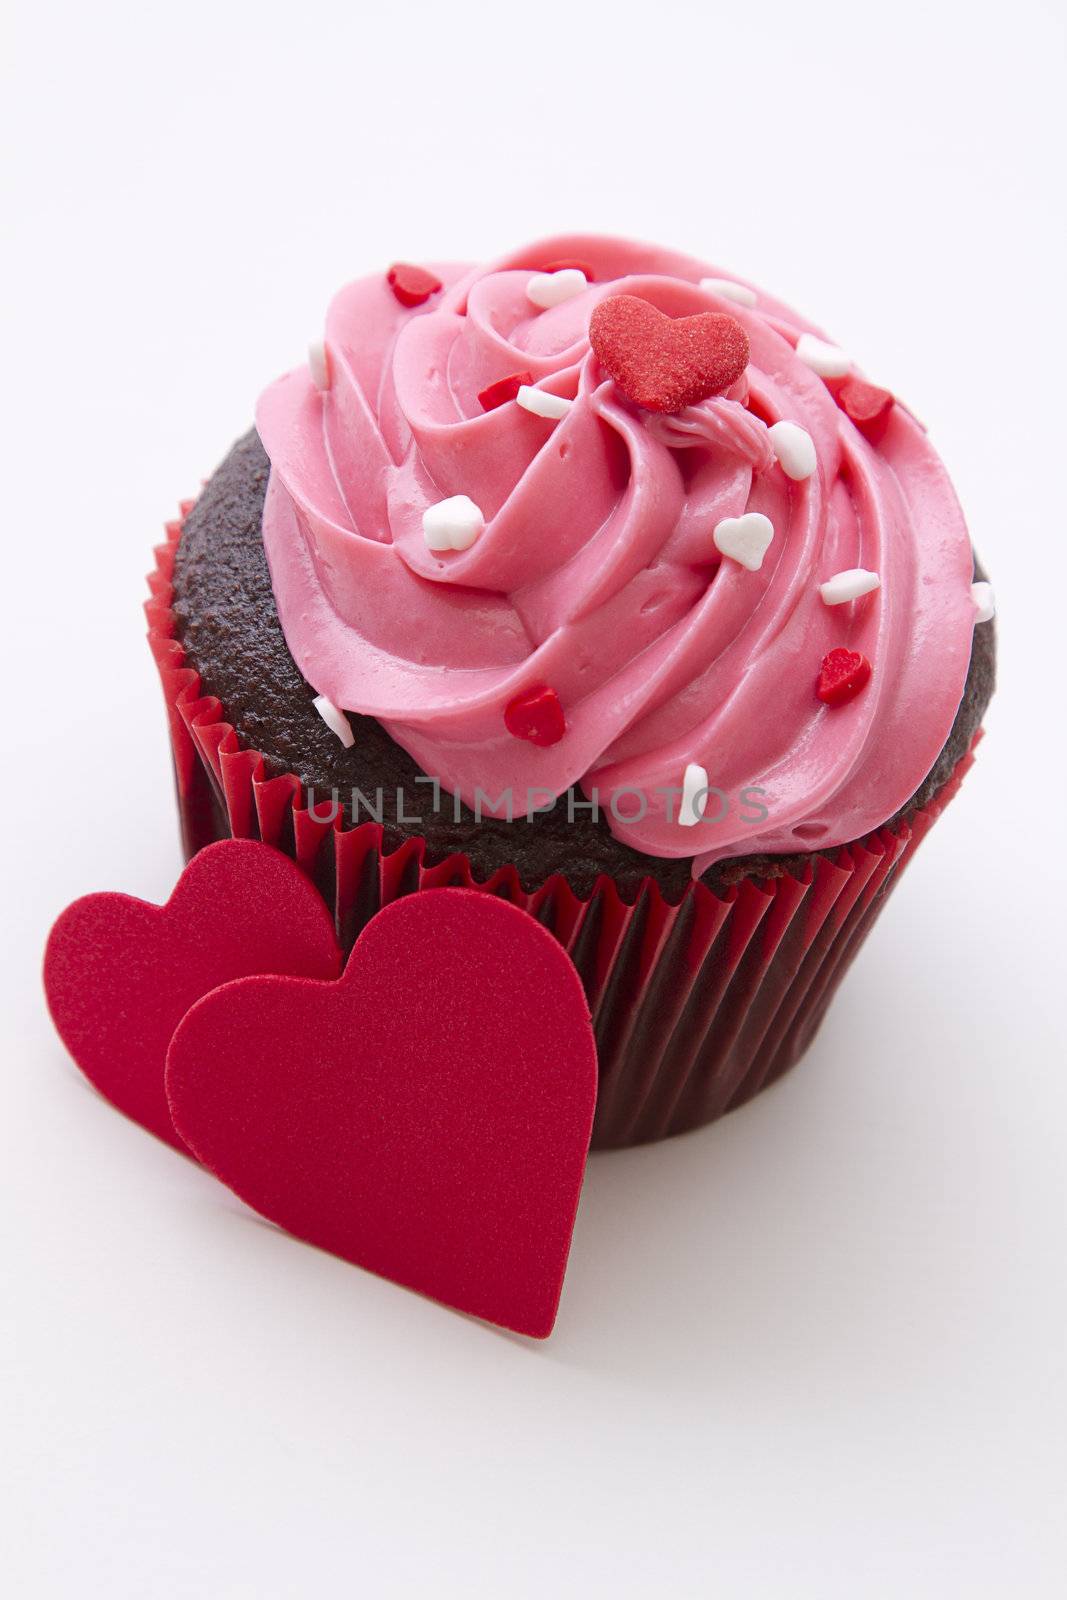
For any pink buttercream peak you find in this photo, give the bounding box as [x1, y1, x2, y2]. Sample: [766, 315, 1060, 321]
[254, 235, 977, 865]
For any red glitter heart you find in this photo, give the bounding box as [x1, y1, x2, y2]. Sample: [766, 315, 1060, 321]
[816, 648, 873, 707]
[478, 371, 533, 412]
[43, 841, 342, 1150]
[837, 377, 895, 443]
[589, 294, 749, 414]
[166, 891, 598, 1337]
[386, 261, 443, 308]
[505, 684, 566, 746]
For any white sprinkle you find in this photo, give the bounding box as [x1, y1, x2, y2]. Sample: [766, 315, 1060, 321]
[679, 762, 709, 827]
[526, 268, 588, 309]
[795, 332, 851, 378]
[700, 277, 757, 307]
[768, 420, 817, 481]
[820, 568, 881, 606]
[308, 339, 330, 391]
[713, 512, 775, 572]
[516, 385, 573, 421]
[312, 694, 354, 748]
[971, 581, 996, 623]
[422, 494, 485, 553]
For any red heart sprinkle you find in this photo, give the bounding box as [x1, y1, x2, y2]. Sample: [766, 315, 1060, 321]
[541, 258, 595, 280]
[386, 261, 443, 308]
[505, 685, 566, 746]
[43, 841, 342, 1150]
[589, 294, 749, 414]
[166, 891, 598, 1337]
[478, 371, 534, 412]
[836, 377, 895, 443]
[816, 648, 872, 706]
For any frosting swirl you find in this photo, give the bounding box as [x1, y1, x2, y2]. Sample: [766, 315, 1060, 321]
[256, 235, 978, 867]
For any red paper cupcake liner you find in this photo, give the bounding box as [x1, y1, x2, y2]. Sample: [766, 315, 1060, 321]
[147, 513, 979, 1149]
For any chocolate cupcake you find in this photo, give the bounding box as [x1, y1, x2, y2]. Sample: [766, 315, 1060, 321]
[149, 234, 995, 1148]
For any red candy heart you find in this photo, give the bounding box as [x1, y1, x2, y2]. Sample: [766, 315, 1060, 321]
[386, 261, 442, 308]
[816, 648, 872, 707]
[837, 377, 895, 443]
[504, 684, 566, 747]
[44, 841, 342, 1151]
[478, 371, 533, 412]
[166, 891, 598, 1338]
[589, 294, 749, 414]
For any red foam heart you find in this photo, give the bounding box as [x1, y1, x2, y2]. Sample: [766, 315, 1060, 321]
[504, 684, 566, 747]
[166, 890, 598, 1337]
[837, 376, 895, 443]
[816, 647, 872, 707]
[44, 841, 342, 1151]
[589, 294, 749, 413]
[386, 261, 442, 307]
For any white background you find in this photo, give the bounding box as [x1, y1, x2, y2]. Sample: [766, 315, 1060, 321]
[3, 1, 1065, 1594]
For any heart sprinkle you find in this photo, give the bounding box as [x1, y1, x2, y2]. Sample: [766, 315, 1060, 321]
[527, 268, 588, 309]
[768, 420, 817, 481]
[423, 494, 485, 553]
[971, 581, 996, 623]
[312, 694, 354, 748]
[816, 648, 872, 706]
[588, 294, 750, 414]
[504, 685, 566, 746]
[517, 385, 573, 421]
[478, 371, 533, 411]
[700, 277, 757, 307]
[836, 377, 895, 443]
[713, 512, 775, 572]
[819, 569, 881, 606]
[308, 339, 330, 392]
[795, 332, 851, 378]
[679, 762, 709, 827]
[387, 262, 443, 307]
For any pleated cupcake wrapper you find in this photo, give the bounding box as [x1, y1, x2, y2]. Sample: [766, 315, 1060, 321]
[148, 512, 979, 1149]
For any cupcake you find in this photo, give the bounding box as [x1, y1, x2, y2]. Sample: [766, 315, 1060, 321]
[149, 234, 995, 1148]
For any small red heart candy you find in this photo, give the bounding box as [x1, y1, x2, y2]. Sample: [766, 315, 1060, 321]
[386, 261, 443, 308]
[505, 684, 566, 747]
[166, 891, 599, 1338]
[44, 841, 342, 1150]
[589, 294, 749, 414]
[816, 648, 872, 706]
[478, 371, 533, 412]
[836, 377, 895, 443]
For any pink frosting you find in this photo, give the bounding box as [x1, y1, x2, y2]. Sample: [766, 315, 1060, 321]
[256, 235, 978, 868]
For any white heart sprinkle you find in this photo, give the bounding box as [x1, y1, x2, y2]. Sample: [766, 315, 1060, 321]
[768, 420, 817, 481]
[713, 512, 775, 572]
[312, 694, 354, 748]
[679, 762, 709, 827]
[308, 339, 330, 391]
[820, 568, 881, 605]
[795, 333, 851, 378]
[517, 385, 572, 420]
[526, 268, 588, 309]
[971, 581, 995, 623]
[422, 494, 485, 553]
[699, 277, 757, 307]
